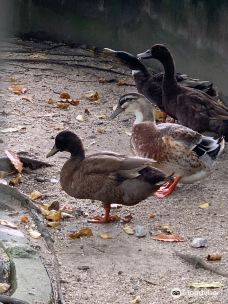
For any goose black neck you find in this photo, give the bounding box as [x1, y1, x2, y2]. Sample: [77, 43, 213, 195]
[69, 138, 85, 159]
[117, 52, 149, 76]
[159, 51, 178, 87]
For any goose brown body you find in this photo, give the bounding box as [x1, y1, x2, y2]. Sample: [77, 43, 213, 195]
[47, 131, 169, 222]
[137, 44, 228, 139]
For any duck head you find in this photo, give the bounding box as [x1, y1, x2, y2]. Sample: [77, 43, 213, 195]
[47, 131, 85, 158]
[110, 92, 155, 124]
[137, 44, 170, 61]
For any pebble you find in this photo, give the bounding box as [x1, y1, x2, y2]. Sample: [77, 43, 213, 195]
[35, 176, 47, 182]
[78, 265, 90, 271]
[135, 225, 146, 238]
[50, 178, 59, 184]
[191, 237, 208, 248]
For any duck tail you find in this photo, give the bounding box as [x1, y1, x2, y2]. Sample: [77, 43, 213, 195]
[193, 136, 225, 160]
[207, 136, 225, 160]
[221, 120, 228, 141]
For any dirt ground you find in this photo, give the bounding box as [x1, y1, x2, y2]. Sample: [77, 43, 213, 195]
[1, 38, 228, 304]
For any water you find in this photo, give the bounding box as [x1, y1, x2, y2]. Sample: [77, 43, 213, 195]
[2, 0, 228, 101]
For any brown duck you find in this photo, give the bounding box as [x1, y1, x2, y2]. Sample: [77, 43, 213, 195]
[137, 44, 228, 140]
[111, 93, 225, 197]
[46, 131, 171, 223]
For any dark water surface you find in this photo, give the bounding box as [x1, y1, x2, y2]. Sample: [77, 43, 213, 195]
[1, 0, 228, 100]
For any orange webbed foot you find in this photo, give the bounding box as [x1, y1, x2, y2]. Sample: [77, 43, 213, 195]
[154, 176, 181, 198]
[87, 206, 119, 224]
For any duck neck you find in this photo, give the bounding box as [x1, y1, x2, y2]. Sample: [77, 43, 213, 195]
[159, 52, 178, 89]
[69, 139, 85, 160]
[134, 103, 155, 124]
[131, 58, 150, 76]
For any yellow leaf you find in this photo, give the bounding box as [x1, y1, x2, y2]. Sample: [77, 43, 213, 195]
[9, 173, 22, 186]
[199, 202, 209, 209]
[29, 228, 41, 239]
[99, 232, 113, 239]
[207, 253, 222, 261]
[8, 84, 27, 95]
[30, 190, 42, 200]
[45, 210, 62, 222]
[190, 282, 224, 289]
[84, 90, 100, 102]
[68, 227, 93, 239]
[48, 98, 55, 104]
[60, 92, 71, 99]
[47, 221, 60, 228]
[123, 224, 134, 235]
[0, 283, 10, 294]
[57, 102, 70, 110]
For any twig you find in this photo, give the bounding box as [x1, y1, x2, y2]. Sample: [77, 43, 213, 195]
[174, 250, 228, 278]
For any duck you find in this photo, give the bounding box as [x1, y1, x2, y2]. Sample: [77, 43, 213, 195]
[46, 130, 172, 223]
[137, 44, 228, 140]
[103, 48, 218, 120]
[110, 93, 225, 197]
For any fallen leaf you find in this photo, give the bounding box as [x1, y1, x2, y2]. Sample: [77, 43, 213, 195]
[207, 253, 222, 261]
[123, 224, 134, 235]
[0, 283, 10, 294]
[97, 114, 107, 119]
[46, 210, 62, 222]
[5, 150, 23, 173]
[0, 220, 17, 229]
[131, 295, 141, 304]
[155, 110, 167, 121]
[48, 98, 55, 104]
[48, 201, 60, 211]
[84, 90, 100, 102]
[30, 190, 42, 200]
[97, 127, 106, 134]
[47, 221, 60, 228]
[199, 202, 209, 209]
[60, 92, 71, 99]
[149, 213, 156, 219]
[29, 228, 41, 239]
[20, 215, 29, 224]
[76, 114, 84, 122]
[0, 126, 26, 133]
[151, 233, 185, 242]
[9, 173, 22, 186]
[22, 95, 32, 102]
[61, 212, 74, 219]
[57, 102, 70, 110]
[121, 214, 133, 223]
[70, 99, 80, 106]
[159, 224, 172, 234]
[190, 282, 224, 289]
[8, 84, 27, 95]
[68, 227, 93, 239]
[99, 232, 113, 239]
[98, 78, 116, 84]
[0, 178, 7, 185]
[117, 80, 130, 86]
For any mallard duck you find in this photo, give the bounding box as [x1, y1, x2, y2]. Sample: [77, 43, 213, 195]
[110, 93, 225, 197]
[46, 130, 171, 223]
[103, 48, 217, 106]
[137, 44, 228, 140]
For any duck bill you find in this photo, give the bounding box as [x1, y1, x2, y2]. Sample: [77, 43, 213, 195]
[46, 145, 59, 158]
[137, 49, 152, 60]
[110, 107, 124, 119]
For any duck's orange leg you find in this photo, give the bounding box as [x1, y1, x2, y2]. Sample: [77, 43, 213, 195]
[154, 176, 181, 198]
[88, 206, 118, 224]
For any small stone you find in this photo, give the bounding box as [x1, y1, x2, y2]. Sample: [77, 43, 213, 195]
[131, 295, 141, 303]
[118, 270, 123, 275]
[78, 265, 90, 271]
[191, 237, 208, 248]
[135, 225, 146, 238]
[35, 176, 47, 182]
[50, 178, 59, 184]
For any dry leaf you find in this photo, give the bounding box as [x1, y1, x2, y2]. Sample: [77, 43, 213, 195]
[46, 210, 62, 222]
[68, 227, 93, 240]
[76, 114, 84, 122]
[20, 215, 29, 224]
[151, 233, 185, 242]
[40, 204, 50, 216]
[48, 98, 55, 104]
[47, 221, 60, 228]
[5, 150, 23, 173]
[29, 228, 41, 239]
[0, 283, 10, 294]
[117, 80, 130, 86]
[131, 295, 141, 304]
[84, 90, 100, 102]
[60, 92, 71, 99]
[190, 282, 224, 289]
[123, 224, 134, 235]
[159, 224, 172, 234]
[70, 99, 80, 106]
[0, 126, 26, 133]
[8, 84, 28, 95]
[0, 220, 17, 229]
[48, 201, 60, 211]
[199, 202, 209, 209]
[99, 232, 113, 239]
[57, 102, 70, 110]
[207, 253, 222, 261]
[97, 127, 106, 134]
[9, 173, 22, 186]
[155, 110, 167, 121]
[0, 178, 7, 185]
[149, 213, 156, 219]
[61, 212, 74, 219]
[22, 96, 32, 102]
[121, 214, 133, 223]
[30, 190, 42, 200]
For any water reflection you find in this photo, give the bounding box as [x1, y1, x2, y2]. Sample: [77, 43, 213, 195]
[3, 0, 228, 101]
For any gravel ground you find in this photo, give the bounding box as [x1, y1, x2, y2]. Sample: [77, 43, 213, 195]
[0, 38, 228, 304]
